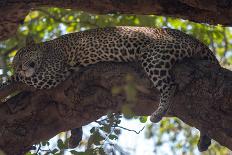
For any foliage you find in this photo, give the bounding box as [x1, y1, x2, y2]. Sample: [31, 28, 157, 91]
[0, 7, 232, 155]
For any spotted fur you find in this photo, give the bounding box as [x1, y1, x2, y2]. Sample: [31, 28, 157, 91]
[5, 26, 219, 122]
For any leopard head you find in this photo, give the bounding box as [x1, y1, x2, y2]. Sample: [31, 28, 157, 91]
[12, 37, 43, 78]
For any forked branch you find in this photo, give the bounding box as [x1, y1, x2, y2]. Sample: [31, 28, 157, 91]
[0, 60, 231, 154]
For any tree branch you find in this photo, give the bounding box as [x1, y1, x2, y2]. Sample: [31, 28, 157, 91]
[0, 60, 231, 154]
[0, 0, 232, 41]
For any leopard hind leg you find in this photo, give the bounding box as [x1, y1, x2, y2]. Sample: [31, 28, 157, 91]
[138, 48, 177, 123]
[198, 132, 211, 152]
[150, 81, 176, 123]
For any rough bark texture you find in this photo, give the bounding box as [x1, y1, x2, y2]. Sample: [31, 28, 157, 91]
[0, 60, 231, 154]
[0, 0, 232, 41]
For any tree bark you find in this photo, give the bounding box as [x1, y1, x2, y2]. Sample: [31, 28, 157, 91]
[0, 0, 232, 41]
[0, 60, 231, 154]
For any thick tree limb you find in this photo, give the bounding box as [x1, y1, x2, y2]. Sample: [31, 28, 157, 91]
[0, 0, 232, 41]
[0, 60, 231, 155]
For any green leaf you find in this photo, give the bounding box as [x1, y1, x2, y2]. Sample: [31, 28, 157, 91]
[41, 141, 48, 146]
[98, 148, 106, 155]
[93, 132, 104, 145]
[51, 148, 59, 154]
[57, 139, 65, 149]
[109, 134, 118, 140]
[90, 127, 96, 133]
[114, 129, 121, 135]
[25, 152, 34, 155]
[139, 116, 148, 123]
[70, 150, 80, 155]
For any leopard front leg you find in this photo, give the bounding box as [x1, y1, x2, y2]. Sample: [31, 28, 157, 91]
[0, 75, 20, 101]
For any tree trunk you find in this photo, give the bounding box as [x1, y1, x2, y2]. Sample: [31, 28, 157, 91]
[0, 0, 232, 41]
[0, 60, 231, 154]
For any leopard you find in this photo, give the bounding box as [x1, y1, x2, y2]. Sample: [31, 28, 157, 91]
[1, 26, 219, 151]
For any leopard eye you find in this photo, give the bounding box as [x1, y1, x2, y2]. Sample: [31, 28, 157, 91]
[17, 64, 22, 71]
[29, 62, 35, 68]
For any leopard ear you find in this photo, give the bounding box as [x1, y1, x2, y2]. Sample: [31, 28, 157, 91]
[26, 36, 35, 46]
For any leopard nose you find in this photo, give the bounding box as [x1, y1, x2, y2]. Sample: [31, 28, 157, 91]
[22, 64, 29, 71]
